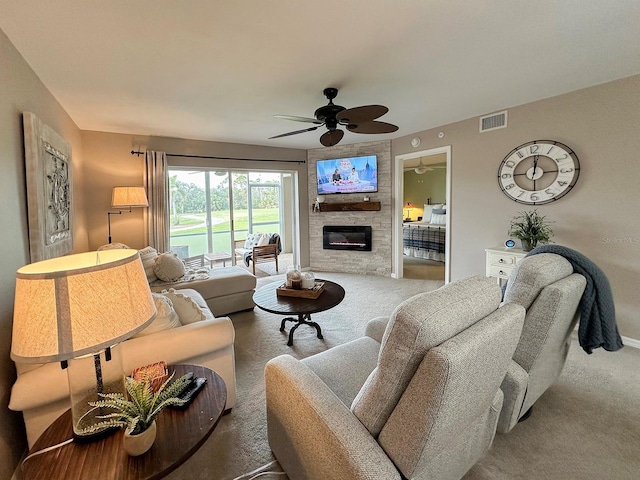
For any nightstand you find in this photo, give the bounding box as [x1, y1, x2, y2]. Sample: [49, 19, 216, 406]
[485, 247, 527, 284]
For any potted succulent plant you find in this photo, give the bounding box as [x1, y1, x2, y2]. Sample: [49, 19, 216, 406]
[83, 372, 192, 456]
[508, 209, 554, 252]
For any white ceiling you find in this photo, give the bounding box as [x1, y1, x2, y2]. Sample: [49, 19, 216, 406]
[2, 1, 640, 150]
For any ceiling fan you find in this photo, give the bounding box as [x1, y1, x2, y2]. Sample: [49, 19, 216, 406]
[269, 87, 399, 147]
[404, 159, 447, 174]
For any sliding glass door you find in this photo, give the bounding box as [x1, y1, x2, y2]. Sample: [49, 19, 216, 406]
[168, 168, 287, 262]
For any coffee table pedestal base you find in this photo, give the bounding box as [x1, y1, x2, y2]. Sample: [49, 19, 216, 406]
[280, 313, 323, 346]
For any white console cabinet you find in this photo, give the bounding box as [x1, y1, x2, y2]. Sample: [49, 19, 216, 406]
[485, 246, 527, 284]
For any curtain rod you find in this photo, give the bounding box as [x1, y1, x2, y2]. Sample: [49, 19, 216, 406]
[130, 150, 305, 164]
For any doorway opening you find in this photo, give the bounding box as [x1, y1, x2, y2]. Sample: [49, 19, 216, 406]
[393, 146, 451, 283]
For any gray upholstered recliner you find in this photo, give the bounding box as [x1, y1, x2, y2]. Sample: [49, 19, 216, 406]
[265, 276, 525, 480]
[497, 253, 587, 434]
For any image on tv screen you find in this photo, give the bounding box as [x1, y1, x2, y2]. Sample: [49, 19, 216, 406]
[316, 155, 378, 195]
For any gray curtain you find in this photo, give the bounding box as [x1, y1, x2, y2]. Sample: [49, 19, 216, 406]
[143, 151, 169, 252]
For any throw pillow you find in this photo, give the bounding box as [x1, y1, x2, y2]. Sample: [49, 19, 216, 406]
[257, 233, 271, 246]
[350, 275, 501, 437]
[432, 208, 446, 215]
[132, 293, 181, 338]
[161, 288, 207, 325]
[153, 252, 186, 282]
[430, 213, 447, 225]
[139, 246, 159, 283]
[244, 233, 262, 249]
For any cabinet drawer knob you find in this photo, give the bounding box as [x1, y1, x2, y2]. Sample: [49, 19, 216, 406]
[499, 259, 505, 263]
[499, 270, 505, 275]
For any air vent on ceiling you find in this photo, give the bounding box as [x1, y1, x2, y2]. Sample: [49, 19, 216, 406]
[479, 110, 508, 133]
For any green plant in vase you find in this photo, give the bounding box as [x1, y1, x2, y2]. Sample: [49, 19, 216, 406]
[82, 372, 192, 455]
[508, 209, 554, 252]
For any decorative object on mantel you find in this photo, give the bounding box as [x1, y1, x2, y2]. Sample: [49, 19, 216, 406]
[508, 209, 554, 251]
[22, 112, 73, 262]
[84, 369, 194, 456]
[11, 249, 156, 441]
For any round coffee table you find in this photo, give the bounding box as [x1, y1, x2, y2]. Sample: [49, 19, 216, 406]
[253, 279, 345, 346]
[22, 365, 226, 480]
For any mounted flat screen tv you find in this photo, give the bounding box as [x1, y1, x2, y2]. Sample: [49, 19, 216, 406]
[316, 155, 378, 195]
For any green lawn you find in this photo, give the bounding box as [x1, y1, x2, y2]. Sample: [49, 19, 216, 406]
[170, 208, 280, 257]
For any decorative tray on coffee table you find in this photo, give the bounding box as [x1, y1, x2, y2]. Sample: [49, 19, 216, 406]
[276, 281, 325, 299]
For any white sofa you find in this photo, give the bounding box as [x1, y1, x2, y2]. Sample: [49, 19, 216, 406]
[149, 265, 257, 316]
[9, 289, 236, 448]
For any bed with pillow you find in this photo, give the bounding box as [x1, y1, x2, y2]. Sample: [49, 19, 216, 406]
[403, 204, 446, 262]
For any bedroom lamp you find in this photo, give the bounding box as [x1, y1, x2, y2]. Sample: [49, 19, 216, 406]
[404, 202, 414, 221]
[11, 249, 157, 441]
[107, 186, 149, 243]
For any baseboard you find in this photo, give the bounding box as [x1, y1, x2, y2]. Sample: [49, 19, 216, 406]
[622, 335, 640, 349]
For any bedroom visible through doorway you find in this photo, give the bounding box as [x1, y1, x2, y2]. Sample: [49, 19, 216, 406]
[394, 146, 451, 283]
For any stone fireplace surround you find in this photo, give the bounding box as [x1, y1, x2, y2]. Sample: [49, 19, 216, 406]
[308, 140, 392, 276]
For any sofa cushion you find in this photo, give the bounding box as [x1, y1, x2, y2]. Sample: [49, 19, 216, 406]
[153, 252, 186, 282]
[139, 246, 159, 283]
[161, 288, 208, 324]
[351, 275, 502, 437]
[133, 293, 181, 338]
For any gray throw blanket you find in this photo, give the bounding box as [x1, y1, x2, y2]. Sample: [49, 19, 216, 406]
[525, 245, 623, 354]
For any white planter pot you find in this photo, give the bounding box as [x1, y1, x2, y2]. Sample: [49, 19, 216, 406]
[123, 420, 156, 456]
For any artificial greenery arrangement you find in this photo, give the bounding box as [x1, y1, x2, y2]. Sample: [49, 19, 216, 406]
[508, 209, 554, 251]
[82, 372, 192, 435]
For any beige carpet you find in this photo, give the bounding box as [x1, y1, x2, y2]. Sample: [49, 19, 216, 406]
[165, 272, 640, 480]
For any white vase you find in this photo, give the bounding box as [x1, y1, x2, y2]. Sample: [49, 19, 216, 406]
[123, 420, 156, 456]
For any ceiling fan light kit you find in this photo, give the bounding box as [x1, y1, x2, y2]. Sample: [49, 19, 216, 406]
[270, 88, 398, 147]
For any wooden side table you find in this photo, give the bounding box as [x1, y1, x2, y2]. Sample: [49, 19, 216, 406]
[204, 252, 232, 268]
[21, 365, 226, 480]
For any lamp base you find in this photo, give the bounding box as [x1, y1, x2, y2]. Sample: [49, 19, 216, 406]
[66, 346, 126, 440]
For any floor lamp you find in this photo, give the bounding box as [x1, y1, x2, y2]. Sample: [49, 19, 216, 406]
[11, 249, 157, 441]
[108, 186, 149, 243]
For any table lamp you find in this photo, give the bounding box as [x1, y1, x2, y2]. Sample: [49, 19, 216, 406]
[11, 249, 157, 441]
[404, 202, 414, 221]
[108, 186, 149, 243]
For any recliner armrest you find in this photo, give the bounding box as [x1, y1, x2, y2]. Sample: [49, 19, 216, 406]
[365, 316, 389, 343]
[265, 355, 401, 480]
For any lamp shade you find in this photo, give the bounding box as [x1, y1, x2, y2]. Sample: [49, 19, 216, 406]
[11, 249, 156, 363]
[111, 187, 149, 208]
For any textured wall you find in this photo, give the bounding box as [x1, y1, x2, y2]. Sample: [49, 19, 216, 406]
[308, 140, 392, 276]
[0, 30, 86, 480]
[392, 74, 640, 341]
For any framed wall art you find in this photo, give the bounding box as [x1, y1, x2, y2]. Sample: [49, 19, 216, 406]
[23, 112, 73, 262]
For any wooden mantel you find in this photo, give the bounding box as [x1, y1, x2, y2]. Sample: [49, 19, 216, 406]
[317, 201, 381, 212]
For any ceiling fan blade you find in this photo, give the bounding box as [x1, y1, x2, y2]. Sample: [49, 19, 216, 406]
[336, 105, 388, 124]
[274, 115, 323, 125]
[320, 129, 344, 147]
[268, 125, 322, 139]
[347, 121, 399, 134]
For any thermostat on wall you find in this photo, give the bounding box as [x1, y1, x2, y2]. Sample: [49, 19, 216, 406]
[504, 239, 516, 248]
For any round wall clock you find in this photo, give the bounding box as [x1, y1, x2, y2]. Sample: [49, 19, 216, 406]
[498, 140, 580, 205]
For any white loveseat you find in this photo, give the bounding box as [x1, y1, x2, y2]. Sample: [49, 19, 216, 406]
[9, 289, 236, 448]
